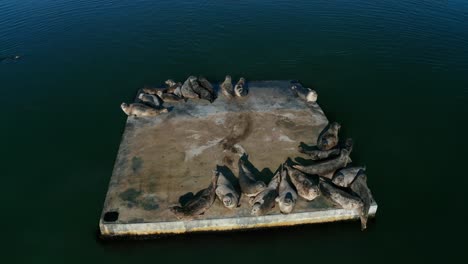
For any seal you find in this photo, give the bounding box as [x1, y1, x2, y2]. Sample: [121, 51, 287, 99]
[319, 180, 365, 230]
[170, 171, 219, 219]
[181, 76, 200, 99]
[198, 76, 215, 95]
[298, 145, 340, 160]
[221, 75, 234, 98]
[189, 76, 215, 103]
[332, 166, 366, 188]
[285, 164, 320, 201]
[317, 122, 341, 150]
[275, 165, 298, 214]
[165, 79, 182, 94]
[156, 90, 185, 103]
[138, 93, 162, 108]
[234, 77, 248, 97]
[291, 84, 317, 102]
[120, 103, 168, 117]
[142, 87, 167, 95]
[215, 169, 240, 209]
[350, 173, 374, 230]
[238, 154, 267, 197]
[293, 149, 352, 177]
[250, 172, 280, 216]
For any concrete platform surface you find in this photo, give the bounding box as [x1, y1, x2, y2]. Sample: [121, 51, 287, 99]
[99, 80, 377, 236]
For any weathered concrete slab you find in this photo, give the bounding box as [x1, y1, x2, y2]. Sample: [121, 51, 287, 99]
[99, 80, 377, 236]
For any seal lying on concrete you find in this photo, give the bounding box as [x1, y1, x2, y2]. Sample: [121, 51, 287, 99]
[320, 180, 365, 230]
[234, 77, 248, 97]
[293, 149, 351, 177]
[215, 169, 240, 209]
[298, 146, 340, 160]
[138, 93, 162, 108]
[189, 76, 215, 103]
[276, 165, 298, 214]
[238, 155, 267, 197]
[165, 79, 182, 94]
[156, 90, 185, 102]
[332, 166, 366, 188]
[120, 103, 168, 117]
[181, 76, 200, 99]
[350, 173, 374, 230]
[142, 87, 167, 95]
[250, 172, 280, 216]
[198, 76, 215, 95]
[317, 122, 341, 150]
[170, 171, 219, 219]
[291, 84, 317, 103]
[285, 164, 320, 201]
[221, 75, 234, 98]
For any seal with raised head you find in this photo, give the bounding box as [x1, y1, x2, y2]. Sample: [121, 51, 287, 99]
[138, 93, 162, 108]
[238, 154, 267, 197]
[120, 103, 168, 117]
[250, 172, 280, 216]
[293, 149, 352, 178]
[275, 165, 298, 214]
[170, 171, 219, 219]
[332, 166, 366, 188]
[317, 122, 341, 150]
[285, 164, 320, 201]
[234, 77, 248, 97]
[320, 180, 365, 230]
[215, 169, 240, 209]
[165, 79, 182, 94]
[221, 75, 234, 98]
[349, 173, 374, 230]
[181, 76, 200, 99]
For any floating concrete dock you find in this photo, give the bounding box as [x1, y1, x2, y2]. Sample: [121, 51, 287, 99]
[99, 80, 377, 237]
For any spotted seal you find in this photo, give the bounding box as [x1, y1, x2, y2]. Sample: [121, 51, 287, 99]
[198, 76, 215, 95]
[250, 172, 280, 216]
[350, 173, 374, 230]
[275, 165, 298, 214]
[238, 154, 267, 197]
[170, 171, 219, 219]
[332, 166, 366, 188]
[221, 75, 234, 98]
[317, 122, 341, 150]
[320, 180, 365, 230]
[181, 76, 200, 99]
[156, 90, 185, 103]
[165, 79, 182, 94]
[142, 87, 167, 95]
[298, 146, 340, 160]
[189, 76, 215, 102]
[138, 93, 162, 108]
[234, 77, 248, 97]
[120, 103, 168, 117]
[215, 169, 240, 209]
[293, 149, 352, 177]
[285, 164, 320, 201]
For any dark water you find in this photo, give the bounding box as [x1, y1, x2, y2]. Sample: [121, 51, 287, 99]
[2, 0, 467, 262]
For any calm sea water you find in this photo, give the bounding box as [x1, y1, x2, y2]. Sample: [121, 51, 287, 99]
[1, 0, 467, 263]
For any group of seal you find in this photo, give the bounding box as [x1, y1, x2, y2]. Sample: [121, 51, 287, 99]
[120, 76, 218, 117]
[169, 121, 374, 230]
[293, 122, 374, 230]
[221, 76, 248, 98]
